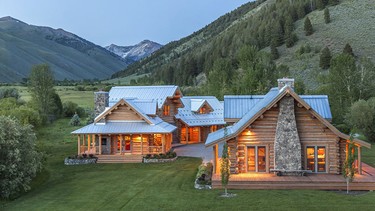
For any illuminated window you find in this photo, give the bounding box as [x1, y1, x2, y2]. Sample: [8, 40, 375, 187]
[211, 125, 218, 132]
[306, 146, 326, 173]
[163, 105, 170, 116]
[199, 107, 206, 114]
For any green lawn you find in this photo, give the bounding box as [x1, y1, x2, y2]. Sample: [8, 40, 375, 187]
[1, 118, 375, 210]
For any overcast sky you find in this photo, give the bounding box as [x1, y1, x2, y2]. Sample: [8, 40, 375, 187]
[0, 0, 251, 46]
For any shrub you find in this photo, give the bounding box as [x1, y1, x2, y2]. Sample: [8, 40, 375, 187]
[70, 113, 81, 126]
[82, 153, 87, 158]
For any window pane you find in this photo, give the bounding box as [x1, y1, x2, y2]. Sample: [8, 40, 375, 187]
[317, 147, 326, 172]
[258, 147, 266, 172]
[307, 147, 315, 171]
[247, 147, 255, 172]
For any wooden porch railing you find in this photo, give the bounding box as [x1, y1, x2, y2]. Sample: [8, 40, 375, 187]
[80, 146, 99, 154]
[149, 146, 163, 154]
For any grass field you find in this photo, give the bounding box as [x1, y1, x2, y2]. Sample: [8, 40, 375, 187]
[1, 86, 94, 108]
[1, 118, 375, 210]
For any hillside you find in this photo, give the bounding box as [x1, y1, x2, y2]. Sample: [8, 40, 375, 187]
[106, 40, 162, 63]
[0, 16, 129, 83]
[112, 0, 375, 90]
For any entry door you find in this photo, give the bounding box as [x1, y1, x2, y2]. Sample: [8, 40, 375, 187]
[306, 146, 326, 172]
[247, 146, 266, 172]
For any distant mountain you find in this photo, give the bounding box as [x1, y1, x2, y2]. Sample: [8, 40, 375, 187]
[105, 40, 162, 63]
[0, 16, 129, 83]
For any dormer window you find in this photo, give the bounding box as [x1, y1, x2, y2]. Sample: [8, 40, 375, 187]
[199, 107, 207, 114]
[163, 105, 170, 116]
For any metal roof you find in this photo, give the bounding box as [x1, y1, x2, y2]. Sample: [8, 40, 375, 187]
[71, 120, 176, 135]
[224, 94, 332, 120]
[175, 96, 226, 127]
[109, 85, 180, 109]
[190, 99, 207, 112]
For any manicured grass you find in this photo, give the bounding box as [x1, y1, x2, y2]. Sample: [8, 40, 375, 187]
[1, 118, 375, 210]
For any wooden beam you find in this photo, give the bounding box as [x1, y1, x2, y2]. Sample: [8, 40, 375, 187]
[119, 135, 122, 154]
[198, 127, 201, 143]
[358, 146, 362, 175]
[162, 134, 166, 153]
[87, 134, 91, 154]
[213, 144, 219, 175]
[99, 134, 102, 155]
[141, 134, 143, 155]
[186, 125, 189, 144]
[77, 135, 81, 155]
[92, 134, 95, 154]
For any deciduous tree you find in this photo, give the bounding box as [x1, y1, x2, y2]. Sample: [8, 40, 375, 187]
[0, 116, 43, 198]
[342, 136, 355, 194]
[221, 141, 230, 196]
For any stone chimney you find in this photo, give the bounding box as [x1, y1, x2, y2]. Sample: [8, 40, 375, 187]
[274, 96, 302, 172]
[278, 78, 294, 90]
[94, 91, 109, 117]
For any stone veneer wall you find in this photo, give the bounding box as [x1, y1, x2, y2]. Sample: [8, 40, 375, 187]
[95, 91, 109, 117]
[274, 96, 302, 170]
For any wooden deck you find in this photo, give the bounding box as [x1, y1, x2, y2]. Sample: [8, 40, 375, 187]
[96, 154, 143, 163]
[212, 163, 375, 190]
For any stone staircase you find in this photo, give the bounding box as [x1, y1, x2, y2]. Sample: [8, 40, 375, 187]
[96, 154, 143, 163]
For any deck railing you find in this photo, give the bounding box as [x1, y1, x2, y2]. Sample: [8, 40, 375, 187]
[148, 146, 163, 154]
[80, 146, 99, 154]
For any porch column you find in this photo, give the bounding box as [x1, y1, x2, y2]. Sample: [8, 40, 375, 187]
[141, 134, 144, 155]
[119, 135, 123, 154]
[358, 146, 362, 175]
[162, 134, 166, 153]
[92, 134, 96, 154]
[99, 134, 102, 155]
[186, 125, 189, 144]
[77, 135, 81, 155]
[198, 127, 201, 143]
[87, 134, 91, 154]
[213, 144, 219, 175]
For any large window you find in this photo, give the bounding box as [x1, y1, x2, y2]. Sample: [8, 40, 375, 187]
[306, 146, 326, 173]
[247, 146, 266, 172]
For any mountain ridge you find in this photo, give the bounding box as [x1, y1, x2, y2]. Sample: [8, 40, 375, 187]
[0, 16, 129, 83]
[105, 40, 162, 63]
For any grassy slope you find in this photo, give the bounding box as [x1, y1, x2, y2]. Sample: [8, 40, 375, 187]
[0, 117, 374, 210]
[275, 0, 375, 90]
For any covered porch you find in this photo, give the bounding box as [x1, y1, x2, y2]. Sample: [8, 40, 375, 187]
[76, 133, 173, 155]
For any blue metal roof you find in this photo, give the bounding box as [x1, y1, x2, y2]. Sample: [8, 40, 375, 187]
[71, 120, 176, 135]
[109, 85, 180, 109]
[224, 94, 332, 120]
[206, 86, 333, 147]
[175, 96, 226, 127]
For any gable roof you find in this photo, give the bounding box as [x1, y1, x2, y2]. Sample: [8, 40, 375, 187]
[175, 96, 226, 127]
[206, 86, 370, 149]
[109, 85, 181, 109]
[224, 95, 332, 121]
[95, 98, 154, 124]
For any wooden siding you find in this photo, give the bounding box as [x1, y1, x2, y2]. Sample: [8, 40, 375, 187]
[295, 105, 340, 174]
[106, 104, 143, 121]
[159, 97, 181, 124]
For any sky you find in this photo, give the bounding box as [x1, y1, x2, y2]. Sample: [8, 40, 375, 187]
[0, 0, 251, 47]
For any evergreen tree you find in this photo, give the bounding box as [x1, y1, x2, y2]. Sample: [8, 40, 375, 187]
[270, 40, 279, 60]
[316, 0, 325, 10]
[343, 43, 354, 57]
[304, 17, 314, 36]
[324, 8, 331, 23]
[328, 0, 339, 5]
[319, 47, 332, 69]
[286, 33, 298, 48]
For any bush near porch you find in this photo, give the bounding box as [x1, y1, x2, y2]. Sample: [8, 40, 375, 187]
[1, 118, 375, 210]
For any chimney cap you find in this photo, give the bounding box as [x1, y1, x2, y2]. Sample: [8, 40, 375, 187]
[277, 78, 295, 90]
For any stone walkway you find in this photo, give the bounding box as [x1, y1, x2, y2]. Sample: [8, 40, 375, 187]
[172, 143, 223, 163]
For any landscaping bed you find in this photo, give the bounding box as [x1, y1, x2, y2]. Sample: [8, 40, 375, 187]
[64, 154, 97, 165]
[143, 151, 177, 163]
